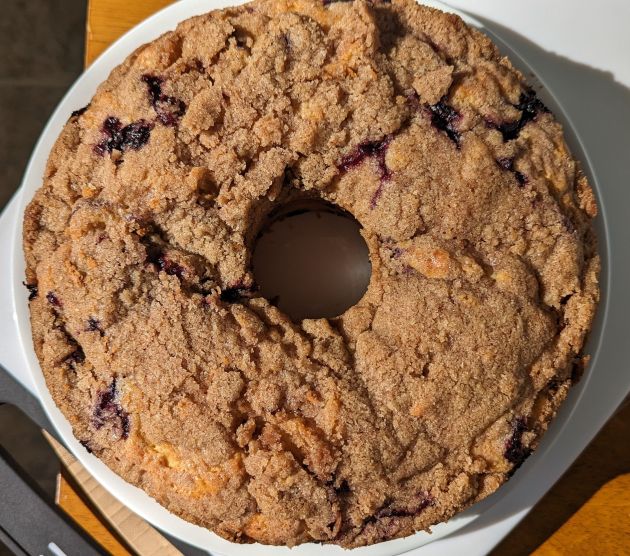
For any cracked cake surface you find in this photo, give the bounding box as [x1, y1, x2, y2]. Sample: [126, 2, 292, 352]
[23, 0, 599, 547]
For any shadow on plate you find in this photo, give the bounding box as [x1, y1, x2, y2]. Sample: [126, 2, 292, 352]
[444, 13, 630, 554]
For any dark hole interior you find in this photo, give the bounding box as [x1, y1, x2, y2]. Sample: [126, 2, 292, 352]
[252, 199, 371, 322]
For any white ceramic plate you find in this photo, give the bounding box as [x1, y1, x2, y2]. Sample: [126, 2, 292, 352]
[1, 1, 628, 555]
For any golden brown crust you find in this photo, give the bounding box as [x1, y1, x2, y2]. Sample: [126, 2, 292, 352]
[23, 0, 599, 547]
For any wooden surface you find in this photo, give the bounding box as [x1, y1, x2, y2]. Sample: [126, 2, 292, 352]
[532, 473, 630, 556]
[85, 0, 173, 65]
[493, 398, 630, 555]
[57, 472, 132, 556]
[52, 2, 630, 554]
[47, 431, 182, 556]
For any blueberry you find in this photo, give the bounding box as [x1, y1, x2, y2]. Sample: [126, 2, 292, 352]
[390, 247, 403, 259]
[157, 255, 185, 278]
[339, 137, 392, 174]
[120, 120, 153, 150]
[338, 136, 393, 207]
[102, 116, 122, 135]
[142, 74, 187, 126]
[376, 493, 434, 519]
[86, 317, 105, 336]
[94, 117, 153, 155]
[92, 379, 130, 439]
[147, 249, 186, 278]
[46, 291, 61, 307]
[495, 89, 549, 141]
[141, 74, 163, 105]
[428, 98, 461, 146]
[504, 417, 532, 475]
[496, 158, 528, 186]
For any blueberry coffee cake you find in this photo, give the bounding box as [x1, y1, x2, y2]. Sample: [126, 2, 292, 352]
[23, 0, 599, 547]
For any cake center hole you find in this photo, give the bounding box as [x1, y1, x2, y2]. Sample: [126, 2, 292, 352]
[252, 200, 371, 322]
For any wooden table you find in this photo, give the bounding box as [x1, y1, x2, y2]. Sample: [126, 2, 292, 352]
[54, 2, 630, 554]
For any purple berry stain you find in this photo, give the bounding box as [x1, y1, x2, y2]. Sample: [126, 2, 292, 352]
[86, 317, 105, 337]
[92, 378, 130, 439]
[94, 116, 153, 155]
[46, 291, 61, 307]
[376, 493, 434, 519]
[428, 98, 461, 147]
[142, 74, 187, 126]
[390, 247, 403, 259]
[497, 157, 527, 186]
[147, 249, 186, 278]
[504, 417, 532, 476]
[338, 136, 393, 208]
[159, 255, 185, 278]
[494, 89, 549, 141]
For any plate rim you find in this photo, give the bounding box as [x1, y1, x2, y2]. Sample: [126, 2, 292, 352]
[7, 1, 612, 555]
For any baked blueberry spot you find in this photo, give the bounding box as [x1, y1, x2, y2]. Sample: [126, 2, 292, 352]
[504, 417, 532, 476]
[146, 249, 186, 279]
[497, 157, 513, 171]
[338, 136, 393, 208]
[94, 116, 153, 155]
[142, 74, 187, 126]
[120, 120, 153, 149]
[155, 96, 187, 126]
[376, 493, 434, 519]
[142, 74, 163, 105]
[323, 0, 353, 5]
[121, 413, 130, 439]
[103, 115, 122, 135]
[158, 255, 185, 278]
[496, 157, 528, 186]
[93, 381, 117, 427]
[494, 89, 549, 141]
[92, 379, 130, 439]
[70, 104, 89, 118]
[339, 136, 392, 177]
[428, 98, 461, 146]
[46, 291, 61, 307]
[86, 317, 105, 336]
[23, 282, 38, 300]
[515, 171, 527, 186]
